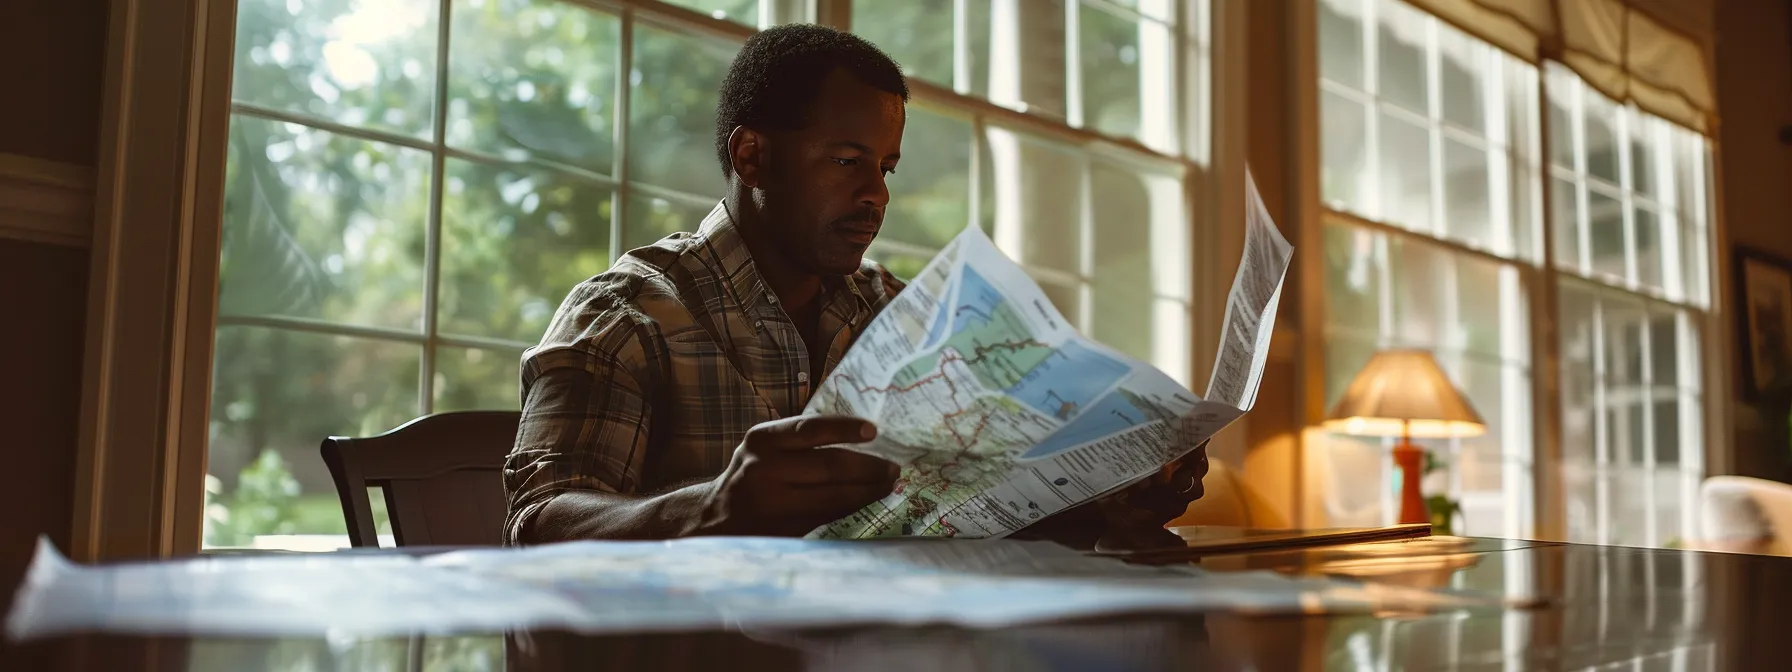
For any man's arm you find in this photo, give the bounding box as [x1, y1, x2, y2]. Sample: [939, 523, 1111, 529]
[505, 345, 680, 545]
[506, 353, 900, 544]
[526, 483, 714, 542]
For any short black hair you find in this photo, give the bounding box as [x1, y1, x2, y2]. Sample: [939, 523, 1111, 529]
[714, 24, 909, 176]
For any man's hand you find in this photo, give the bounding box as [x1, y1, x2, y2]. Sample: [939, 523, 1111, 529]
[695, 415, 900, 537]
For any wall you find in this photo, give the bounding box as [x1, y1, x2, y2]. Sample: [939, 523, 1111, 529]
[1717, 0, 1792, 480]
[0, 0, 108, 622]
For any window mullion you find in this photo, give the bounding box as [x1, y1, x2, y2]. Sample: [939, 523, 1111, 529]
[420, 0, 455, 416]
[612, 8, 634, 266]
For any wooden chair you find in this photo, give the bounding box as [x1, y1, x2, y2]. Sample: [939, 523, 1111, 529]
[320, 411, 521, 548]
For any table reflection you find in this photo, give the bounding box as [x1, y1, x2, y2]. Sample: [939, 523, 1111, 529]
[30, 539, 1771, 671]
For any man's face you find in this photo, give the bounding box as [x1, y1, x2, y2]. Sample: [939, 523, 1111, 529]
[755, 69, 906, 276]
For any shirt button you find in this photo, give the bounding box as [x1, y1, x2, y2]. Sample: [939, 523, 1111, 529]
[765, 293, 778, 305]
[753, 320, 764, 331]
[797, 372, 809, 383]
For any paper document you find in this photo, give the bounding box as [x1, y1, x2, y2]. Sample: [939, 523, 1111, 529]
[806, 171, 1293, 539]
[7, 536, 1503, 640]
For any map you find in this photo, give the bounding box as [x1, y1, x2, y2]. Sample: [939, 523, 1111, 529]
[806, 174, 1293, 539]
[7, 536, 1498, 640]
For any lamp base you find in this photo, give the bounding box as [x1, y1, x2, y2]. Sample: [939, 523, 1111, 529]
[1392, 440, 1428, 525]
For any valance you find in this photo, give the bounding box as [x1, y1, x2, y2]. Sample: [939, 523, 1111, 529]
[1401, 0, 1716, 133]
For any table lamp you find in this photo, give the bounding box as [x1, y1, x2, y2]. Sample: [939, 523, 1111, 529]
[1323, 349, 1485, 526]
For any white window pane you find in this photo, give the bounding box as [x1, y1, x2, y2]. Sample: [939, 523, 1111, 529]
[1673, 132, 1710, 227]
[1584, 94, 1621, 185]
[983, 0, 1069, 119]
[440, 160, 614, 343]
[1092, 296, 1190, 386]
[1325, 334, 1379, 410]
[1318, 0, 1366, 88]
[1562, 460, 1599, 543]
[232, 0, 439, 137]
[1105, 0, 1174, 22]
[1442, 139, 1491, 248]
[1587, 187, 1625, 280]
[434, 346, 523, 412]
[1647, 309, 1681, 389]
[1682, 223, 1710, 307]
[1602, 296, 1647, 388]
[882, 106, 975, 250]
[1651, 468, 1696, 547]
[1511, 165, 1542, 262]
[1550, 175, 1582, 271]
[1377, 110, 1434, 230]
[446, 0, 620, 172]
[1375, 0, 1428, 114]
[661, 0, 758, 25]
[1546, 69, 1576, 169]
[1036, 279, 1083, 329]
[1629, 114, 1660, 199]
[1652, 397, 1680, 467]
[628, 25, 736, 198]
[206, 327, 422, 546]
[219, 116, 432, 331]
[622, 192, 707, 253]
[1322, 222, 1384, 334]
[1455, 255, 1527, 362]
[1079, 2, 1176, 149]
[1091, 161, 1187, 299]
[1607, 466, 1651, 546]
[1437, 23, 1485, 134]
[1387, 234, 1449, 346]
[851, 0, 954, 87]
[1558, 283, 1599, 464]
[985, 127, 1083, 273]
[1634, 204, 1664, 290]
[1321, 90, 1370, 209]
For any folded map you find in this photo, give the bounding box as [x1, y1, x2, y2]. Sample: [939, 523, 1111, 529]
[806, 171, 1293, 539]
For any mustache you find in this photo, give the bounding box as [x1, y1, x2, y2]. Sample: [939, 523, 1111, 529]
[831, 209, 883, 227]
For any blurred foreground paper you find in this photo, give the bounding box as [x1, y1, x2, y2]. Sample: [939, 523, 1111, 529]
[7, 536, 1509, 640]
[806, 170, 1292, 539]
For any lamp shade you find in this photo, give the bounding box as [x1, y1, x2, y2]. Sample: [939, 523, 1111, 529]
[1324, 349, 1486, 439]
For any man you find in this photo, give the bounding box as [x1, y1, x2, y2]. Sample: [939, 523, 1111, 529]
[504, 24, 1205, 546]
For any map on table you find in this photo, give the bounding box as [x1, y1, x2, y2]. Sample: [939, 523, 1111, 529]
[806, 172, 1293, 539]
[6, 536, 1503, 640]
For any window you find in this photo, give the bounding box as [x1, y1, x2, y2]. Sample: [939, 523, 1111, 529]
[204, 0, 1214, 549]
[1316, 0, 1715, 547]
[1317, 0, 1539, 539]
[1548, 64, 1711, 548]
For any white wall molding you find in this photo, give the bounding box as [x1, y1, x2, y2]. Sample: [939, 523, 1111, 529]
[0, 153, 94, 247]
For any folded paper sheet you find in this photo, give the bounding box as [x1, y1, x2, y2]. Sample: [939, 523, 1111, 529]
[8, 536, 1505, 640]
[806, 171, 1292, 539]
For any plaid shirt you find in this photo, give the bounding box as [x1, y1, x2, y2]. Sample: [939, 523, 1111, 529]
[503, 202, 906, 544]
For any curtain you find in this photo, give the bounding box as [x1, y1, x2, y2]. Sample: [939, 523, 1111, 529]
[1401, 0, 1716, 133]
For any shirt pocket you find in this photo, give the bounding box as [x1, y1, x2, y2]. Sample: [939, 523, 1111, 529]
[661, 334, 780, 445]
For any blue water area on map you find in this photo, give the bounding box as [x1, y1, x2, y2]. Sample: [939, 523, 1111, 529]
[1019, 390, 1148, 459]
[1004, 340, 1130, 421]
[921, 275, 956, 348]
[952, 267, 1003, 333]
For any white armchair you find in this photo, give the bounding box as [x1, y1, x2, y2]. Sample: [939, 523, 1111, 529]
[1698, 476, 1792, 555]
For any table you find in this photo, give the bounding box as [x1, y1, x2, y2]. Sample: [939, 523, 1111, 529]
[4, 535, 1786, 670]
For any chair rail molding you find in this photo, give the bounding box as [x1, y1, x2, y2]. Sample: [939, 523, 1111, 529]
[72, 0, 235, 562]
[0, 153, 95, 248]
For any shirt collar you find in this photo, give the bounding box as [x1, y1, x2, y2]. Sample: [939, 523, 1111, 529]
[695, 201, 874, 319]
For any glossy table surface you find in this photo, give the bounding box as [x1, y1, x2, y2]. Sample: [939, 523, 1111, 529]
[5, 534, 1786, 670]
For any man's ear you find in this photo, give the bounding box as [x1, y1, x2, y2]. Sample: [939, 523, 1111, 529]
[727, 125, 768, 188]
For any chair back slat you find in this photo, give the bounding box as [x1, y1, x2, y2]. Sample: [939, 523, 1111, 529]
[321, 411, 520, 548]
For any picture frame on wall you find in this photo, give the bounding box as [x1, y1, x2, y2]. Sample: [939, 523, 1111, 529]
[1736, 247, 1792, 400]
